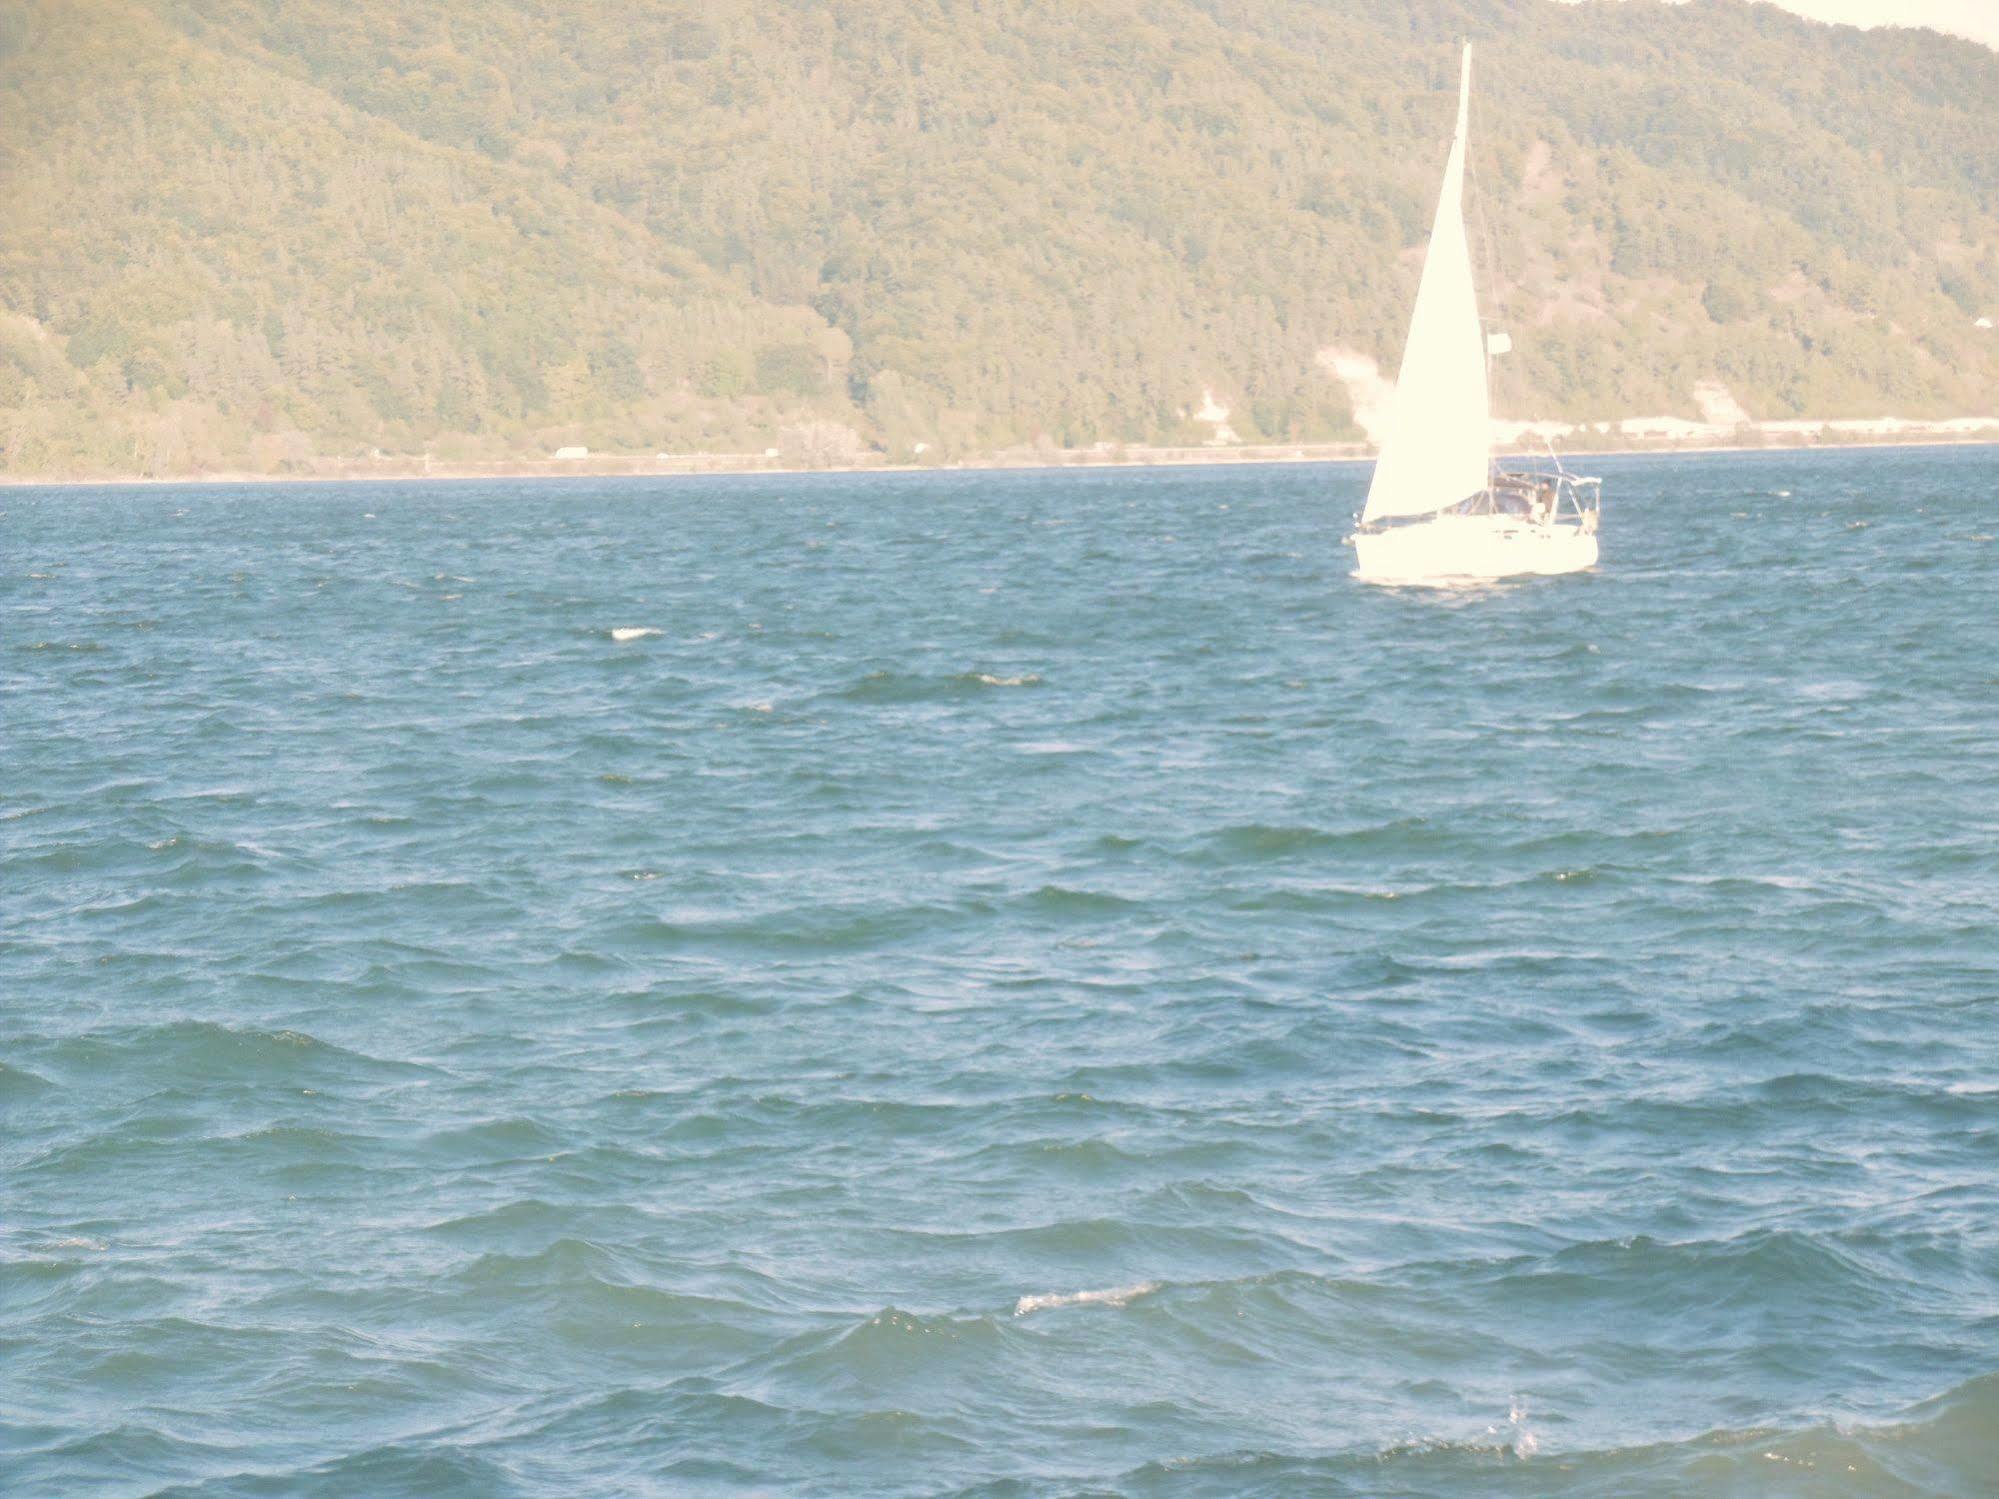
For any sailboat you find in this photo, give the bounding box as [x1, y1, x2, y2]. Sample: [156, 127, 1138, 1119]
[1349, 44, 1600, 585]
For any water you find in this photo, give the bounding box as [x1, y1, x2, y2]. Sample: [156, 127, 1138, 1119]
[4, 449, 1997, 1497]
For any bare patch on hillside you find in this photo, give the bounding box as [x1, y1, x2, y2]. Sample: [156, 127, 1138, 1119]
[1519, 139, 1558, 200]
[1315, 349, 1396, 444]
[1693, 382, 1751, 426]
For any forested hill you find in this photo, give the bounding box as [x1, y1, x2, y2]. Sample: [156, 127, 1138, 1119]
[3, 0, 1996, 477]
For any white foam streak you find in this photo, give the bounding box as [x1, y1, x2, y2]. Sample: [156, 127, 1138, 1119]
[610, 627, 660, 642]
[1013, 1281, 1158, 1316]
[1509, 1398, 1538, 1458]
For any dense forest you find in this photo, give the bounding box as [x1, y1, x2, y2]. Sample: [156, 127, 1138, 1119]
[1, 0, 1995, 476]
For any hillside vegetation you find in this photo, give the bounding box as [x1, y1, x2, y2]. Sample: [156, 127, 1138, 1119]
[2, 0, 1995, 476]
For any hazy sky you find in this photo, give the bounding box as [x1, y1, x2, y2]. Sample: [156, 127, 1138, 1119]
[1559, 0, 1999, 49]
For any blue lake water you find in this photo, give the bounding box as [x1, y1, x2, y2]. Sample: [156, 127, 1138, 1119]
[4, 449, 1997, 1496]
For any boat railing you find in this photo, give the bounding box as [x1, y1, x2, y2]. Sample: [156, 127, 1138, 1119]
[1364, 471, 1600, 530]
[1487, 467, 1601, 524]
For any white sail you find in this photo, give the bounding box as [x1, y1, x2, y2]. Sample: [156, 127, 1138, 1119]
[1362, 45, 1490, 524]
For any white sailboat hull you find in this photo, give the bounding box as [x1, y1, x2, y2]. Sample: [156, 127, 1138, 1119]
[1351, 513, 1598, 585]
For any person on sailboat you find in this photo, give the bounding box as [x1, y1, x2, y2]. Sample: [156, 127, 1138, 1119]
[1531, 481, 1556, 525]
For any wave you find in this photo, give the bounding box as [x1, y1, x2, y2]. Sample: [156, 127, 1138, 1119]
[1021, 884, 1141, 917]
[416, 1116, 569, 1164]
[1014, 1281, 1160, 1316]
[28, 1020, 430, 1086]
[611, 898, 985, 952]
[1075, 1370, 1999, 1497]
[832, 668, 1041, 702]
[0, 1062, 55, 1100]
[608, 988, 777, 1026]
[1196, 818, 1467, 863]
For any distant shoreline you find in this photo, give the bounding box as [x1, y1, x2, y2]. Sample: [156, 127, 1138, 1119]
[4, 431, 1997, 489]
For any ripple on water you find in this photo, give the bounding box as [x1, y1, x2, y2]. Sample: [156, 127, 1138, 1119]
[4, 454, 1998, 1495]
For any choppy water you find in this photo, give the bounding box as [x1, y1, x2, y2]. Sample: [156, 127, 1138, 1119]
[5, 449, 1998, 1497]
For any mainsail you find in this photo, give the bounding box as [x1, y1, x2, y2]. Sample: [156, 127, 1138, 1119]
[1362, 45, 1491, 524]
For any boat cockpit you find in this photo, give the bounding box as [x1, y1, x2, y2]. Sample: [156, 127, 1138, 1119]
[1446, 467, 1602, 531]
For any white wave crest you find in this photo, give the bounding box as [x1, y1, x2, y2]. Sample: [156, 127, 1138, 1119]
[978, 673, 1041, 687]
[1492, 1398, 1538, 1459]
[610, 627, 660, 642]
[1014, 1281, 1158, 1316]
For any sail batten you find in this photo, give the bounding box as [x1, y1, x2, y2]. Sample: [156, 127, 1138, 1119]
[1362, 45, 1491, 525]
